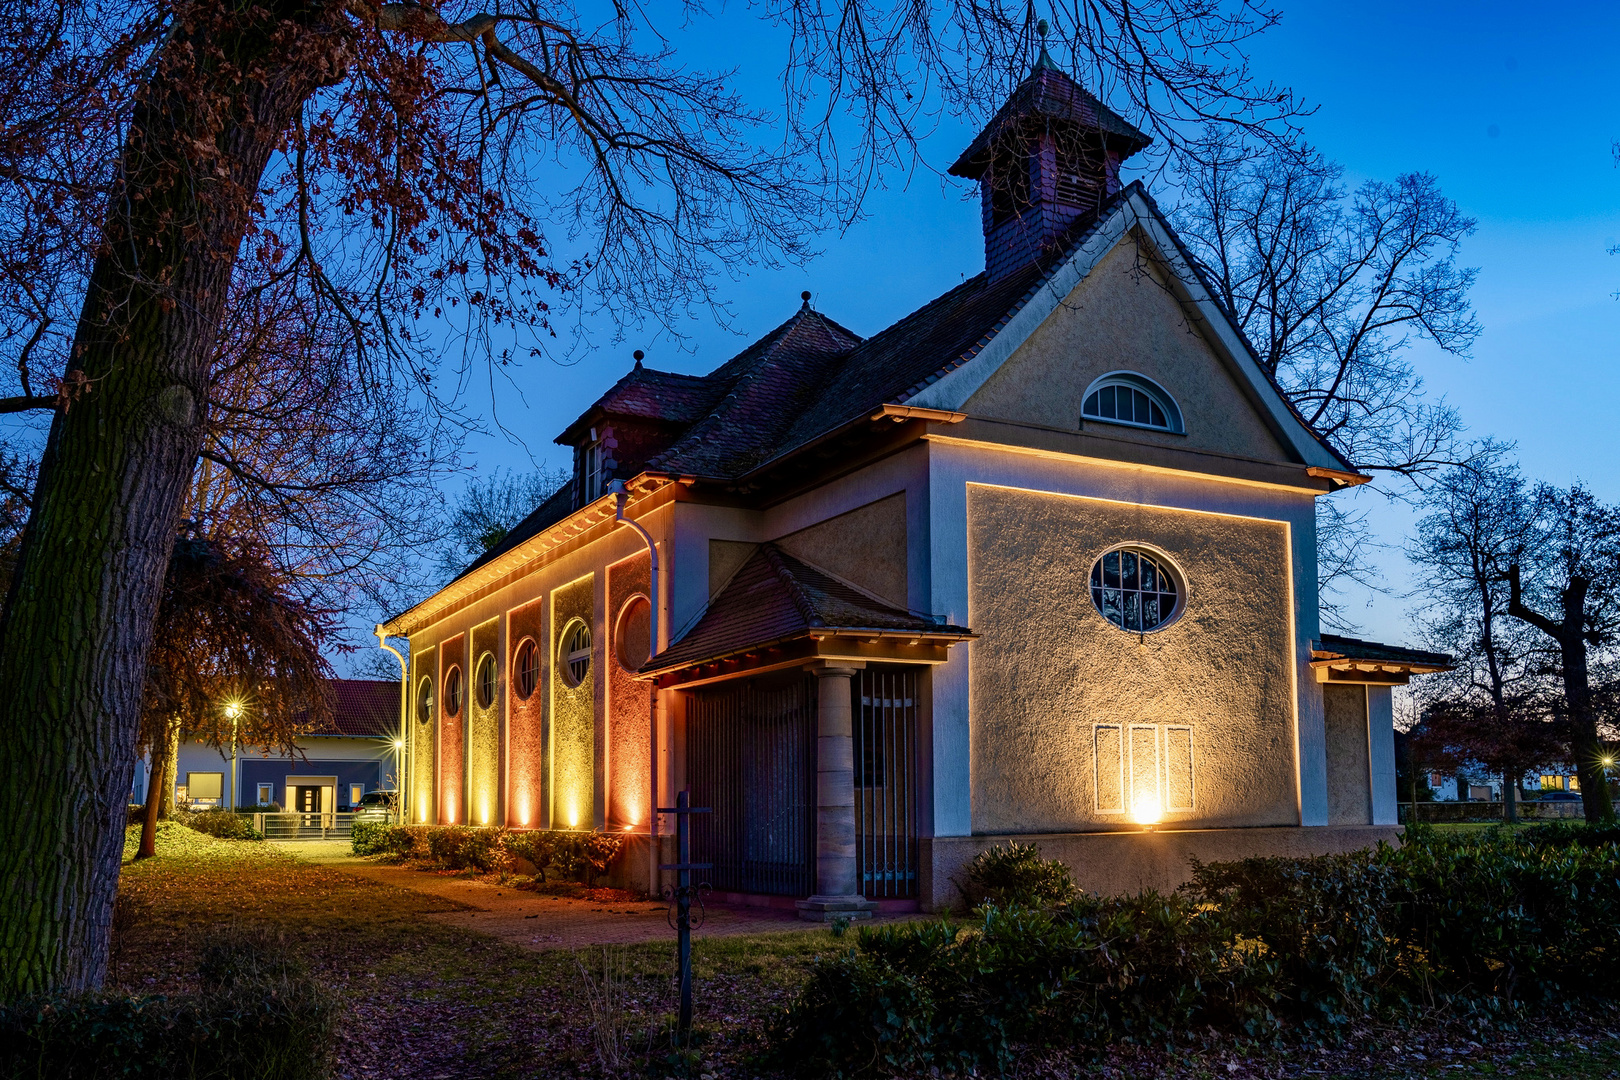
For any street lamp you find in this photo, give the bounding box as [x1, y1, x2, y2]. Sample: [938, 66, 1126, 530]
[224, 700, 243, 811]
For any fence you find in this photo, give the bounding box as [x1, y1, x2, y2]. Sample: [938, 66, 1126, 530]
[1397, 801, 1614, 824]
[249, 811, 361, 840]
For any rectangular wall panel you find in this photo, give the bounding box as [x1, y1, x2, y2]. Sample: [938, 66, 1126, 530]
[1094, 725, 1124, 813]
[1165, 726, 1194, 811]
[1129, 725, 1160, 817]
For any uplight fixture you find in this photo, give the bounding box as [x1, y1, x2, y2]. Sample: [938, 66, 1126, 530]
[1133, 793, 1162, 832]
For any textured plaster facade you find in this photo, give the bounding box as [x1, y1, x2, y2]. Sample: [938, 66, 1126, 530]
[436, 632, 465, 824]
[551, 574, 596, 830]
[1324, 684, 1373, 826]
[469, 618, 501, 827]
[967, 483, 1297, 834]
[607, 553, 652, 828]
[507, 598, 546, 828]
[410, 645, 435, 823]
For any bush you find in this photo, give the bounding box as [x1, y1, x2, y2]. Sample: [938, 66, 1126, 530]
[350, 823, 627, 884]
[962, 842, 1077, 908]
[0, 928, 338, 1080]
[769, 826, 1620, 1076]
[350, 820, 418, 857]
[175, 809, 261, 841]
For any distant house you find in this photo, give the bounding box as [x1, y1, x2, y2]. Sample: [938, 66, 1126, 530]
[132, 679, 402, 813]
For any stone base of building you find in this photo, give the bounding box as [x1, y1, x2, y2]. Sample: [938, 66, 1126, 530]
[795, 894, 878, 922]
[918, 825, 1402, 913]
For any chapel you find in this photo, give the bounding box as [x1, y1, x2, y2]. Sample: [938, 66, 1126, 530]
[380, 54, 1449, 915]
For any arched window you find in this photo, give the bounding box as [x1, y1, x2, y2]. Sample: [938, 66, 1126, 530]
[474, 651, 497, 709]
[1089, 547, 1184, 633]
[512, 638, 540, 700]
[1081, 372, 1183, 434]
[558, 619, 592, 688]
[443, 665, 464, 716]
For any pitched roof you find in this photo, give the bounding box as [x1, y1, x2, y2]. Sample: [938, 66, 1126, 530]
[646, 544, 972, 673]
[1314, 634, 1453, 670]
[555, 364, 729, 445]
[948, 62, 1150, 180]
[304, 679, 398, 738]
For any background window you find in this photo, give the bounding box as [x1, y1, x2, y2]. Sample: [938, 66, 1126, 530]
[256, 783, 273, 805]
[474, 651, 497, 709]
[187, 772, 223, 800]
[349, 783, 365, 807]
[559, 620, 592, 688]
[513, 638, 540, 699]
[1090, 547, 1182, 633]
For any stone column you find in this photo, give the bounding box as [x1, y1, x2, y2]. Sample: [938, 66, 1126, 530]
[797, 661, 877, 921]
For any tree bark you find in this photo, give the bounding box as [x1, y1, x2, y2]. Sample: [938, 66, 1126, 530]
[158, 724, 181, 818]
[0, 5, 347, 997]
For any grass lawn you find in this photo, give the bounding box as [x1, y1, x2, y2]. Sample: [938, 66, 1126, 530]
[114, 824, 1620, 1079]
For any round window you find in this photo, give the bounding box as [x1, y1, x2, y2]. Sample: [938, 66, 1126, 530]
[615, 595, 651, 672]
[1089, 547, 1182, 633]
[443, 665, 464, 716]
[512, 638, 540, 700]
[415, 676, 434, 724]
[558, 619, 592, 688]
[474, 651, 497, 709]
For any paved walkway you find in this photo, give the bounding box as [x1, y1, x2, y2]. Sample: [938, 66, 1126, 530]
[270, 840, 922, 951]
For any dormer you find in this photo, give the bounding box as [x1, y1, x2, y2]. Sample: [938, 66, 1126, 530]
[554, 355, 726, 508]
[948, 40, 1150, 282]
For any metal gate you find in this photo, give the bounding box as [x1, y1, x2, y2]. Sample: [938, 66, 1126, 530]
[855, 669, 919, 899]
[687, 674, 816, 896]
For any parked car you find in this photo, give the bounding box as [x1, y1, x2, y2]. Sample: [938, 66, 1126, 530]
[1536, 791, 1583, 802]
[354, 790, 398, 820]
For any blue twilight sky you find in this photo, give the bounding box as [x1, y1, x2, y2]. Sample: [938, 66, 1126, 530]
[446, 0, 1620, 653]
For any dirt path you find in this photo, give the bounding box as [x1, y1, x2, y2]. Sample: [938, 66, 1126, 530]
[270, 840, 920, 950]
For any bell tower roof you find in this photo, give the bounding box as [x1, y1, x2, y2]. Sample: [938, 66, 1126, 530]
[947, 64, 1150, 182]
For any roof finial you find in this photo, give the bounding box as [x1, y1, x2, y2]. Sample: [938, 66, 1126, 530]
[1032, 17, 1057, 72]
[800, 290, 812, 310]
[633, 349, 645, 369]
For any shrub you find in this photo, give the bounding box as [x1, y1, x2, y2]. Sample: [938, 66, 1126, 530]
[352, 823, 628, 883]
[962, 841, 1077, 908]
[176, 809, 261, 841]
[770, 827, 1620, 1076]
[0, 928, 338, 1080]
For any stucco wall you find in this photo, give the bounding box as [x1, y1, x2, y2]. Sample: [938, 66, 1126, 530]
[437, 632, 466, 824]
[965, 240, 1291, 464]
[468, 618, 501, 827]
[551, 574, 595, 829]
[409, 645, 436, 823]
[607, 553, 652, 828]
[508, 598, 546, 828]
[966, 484, 1297, 834]
[774, 492, 908, 608]
[1323, 684, 1372, 826]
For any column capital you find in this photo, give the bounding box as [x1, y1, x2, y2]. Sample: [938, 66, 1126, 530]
[805, 659, 864, 677]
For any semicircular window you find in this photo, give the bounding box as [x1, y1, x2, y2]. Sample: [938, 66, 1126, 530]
[1081, 373, 1183, 434]
[1089, 547, 1183, 633]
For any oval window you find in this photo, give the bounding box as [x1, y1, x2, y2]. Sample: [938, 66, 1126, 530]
[474, 651, 497, 709]
[558, 619, 592, 688]
[443, 665, 464, 716]
[615, 595, 651, 672]
[415, 676, 434, 724]
[512, 638, 540, 700]
[1089, 547, 1183, 633]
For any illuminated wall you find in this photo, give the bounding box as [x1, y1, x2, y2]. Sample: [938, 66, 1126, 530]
[410, 645, 437, 824]
[437, 632, 466, 824]
[468, 618, 501, 827]
[967, 484, 1296, 833]
[507, 598, 545, 828]
[607, 554, 651, 830]
[550, 574, 595, 829]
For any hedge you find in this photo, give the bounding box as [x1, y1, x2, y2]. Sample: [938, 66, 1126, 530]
[0, 929, 337, 1080]
[350, 822, 625, 884]
[768, 824, 1620, 1077]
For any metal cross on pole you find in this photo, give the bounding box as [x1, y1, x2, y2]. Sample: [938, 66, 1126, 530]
[658, 789, 711, 1046]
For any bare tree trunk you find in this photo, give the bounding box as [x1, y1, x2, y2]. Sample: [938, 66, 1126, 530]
[158, 725, 180, 818]
[0, 6, 346, 997]
[136, 730, 174, 861]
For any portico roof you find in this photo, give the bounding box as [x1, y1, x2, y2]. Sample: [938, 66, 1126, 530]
[1311, 634, 1453, 685]
[639, 544, 973, 688]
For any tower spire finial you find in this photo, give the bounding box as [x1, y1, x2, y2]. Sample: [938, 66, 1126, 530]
[1032, 17, 1057, 72]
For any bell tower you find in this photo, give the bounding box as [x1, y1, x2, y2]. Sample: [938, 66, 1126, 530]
[948, 26, 1150, 281]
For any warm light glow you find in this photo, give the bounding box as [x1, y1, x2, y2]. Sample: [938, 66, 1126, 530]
[223, 700, 242, 719]
[1604, 757, 1615, 768]
[622, 824, 634, 832]
[518, 797, 531, 828]
[393, 738, 404, 749]
[566, 805, 579, 828]
[446, 795, 457, 823]
[417, 795, 429, 823]
[478, 799, 490, 826]
[1132, 794, 1162, 827]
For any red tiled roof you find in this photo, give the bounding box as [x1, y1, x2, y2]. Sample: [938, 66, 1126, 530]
[303, 679, 398, 738]
[555, 365, 729, 445]
[647, 544, 972, 673]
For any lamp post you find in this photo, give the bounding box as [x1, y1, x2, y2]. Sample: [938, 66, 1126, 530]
[376, 626, 410, 826]
[224, 700, 242, 811]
